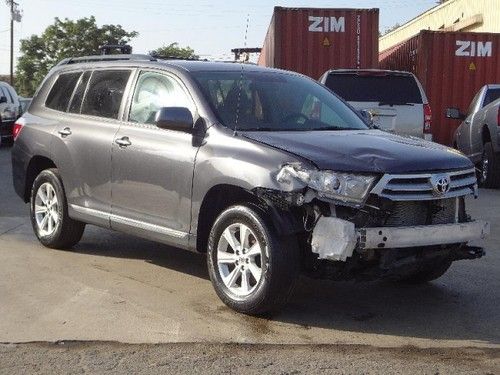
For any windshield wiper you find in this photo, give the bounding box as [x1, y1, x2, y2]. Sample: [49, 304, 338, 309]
[378, 101, 414, 106]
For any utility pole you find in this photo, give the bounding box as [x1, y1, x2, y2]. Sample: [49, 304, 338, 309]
[5, 0, 22, 86]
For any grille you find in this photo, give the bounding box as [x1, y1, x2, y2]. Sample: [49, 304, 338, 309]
[384, 199, 459, 227]
[371, 169, 477, 201]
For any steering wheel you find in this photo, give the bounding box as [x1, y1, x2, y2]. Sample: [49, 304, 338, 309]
[281, 112, 309, 124]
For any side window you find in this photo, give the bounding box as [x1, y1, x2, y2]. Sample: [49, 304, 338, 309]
[81, 70, 131, 119]
[46, 72, 82, 112]
[68, 71, 92, 114]
[5, 86, 15, 103]
[129, 71, 194, 124]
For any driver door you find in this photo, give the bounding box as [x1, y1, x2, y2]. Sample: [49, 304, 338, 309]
[110, 70, 198, 248]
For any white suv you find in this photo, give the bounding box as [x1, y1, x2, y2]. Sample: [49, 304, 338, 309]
[319, 69, 432, 140]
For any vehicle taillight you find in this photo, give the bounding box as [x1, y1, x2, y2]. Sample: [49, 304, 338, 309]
[423, 104, 432, 134]
[12, 121, 24, 141]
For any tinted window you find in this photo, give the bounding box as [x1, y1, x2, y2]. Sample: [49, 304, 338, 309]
[46, 72, 82, 111]
[69, 71, 92, 114]
[5, 86, 15, 103]
[129, 71, 194, 124]
[483, 88, 500, 107]
[324, 73, 423, 104]
[192, 71, 368, 131]
[81, 70, 131, 119]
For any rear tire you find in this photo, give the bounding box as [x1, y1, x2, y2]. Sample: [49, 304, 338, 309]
[478, 142, 500, 188]
[393, 260, 452, 284]
[207, 204, 299, 315]
[30, 168, 85, 249]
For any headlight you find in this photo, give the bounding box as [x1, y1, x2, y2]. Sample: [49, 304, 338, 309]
[277, 164, 376, 204]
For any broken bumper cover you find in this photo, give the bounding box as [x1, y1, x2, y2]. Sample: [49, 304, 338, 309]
[311, 217, 490, 261]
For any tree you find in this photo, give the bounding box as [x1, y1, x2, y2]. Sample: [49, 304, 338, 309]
[382, 23, 401, 36]
[16, 17, 138, 97]
[150, 43, 198, 60]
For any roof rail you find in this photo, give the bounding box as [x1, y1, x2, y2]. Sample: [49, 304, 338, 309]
[56, 54, 157, 66]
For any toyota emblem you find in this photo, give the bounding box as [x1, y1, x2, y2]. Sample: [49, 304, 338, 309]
[430, 174, 451, 196]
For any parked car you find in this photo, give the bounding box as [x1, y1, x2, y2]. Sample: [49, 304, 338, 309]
[448, 84, 500, 188]
[0, 81, 20, 143]
[319, 69, 432, 140]
[12, 54, 488, 315]
[18, 97, 32, 115]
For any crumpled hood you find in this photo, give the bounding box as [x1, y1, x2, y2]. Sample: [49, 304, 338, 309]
[242, 130, 473, 173]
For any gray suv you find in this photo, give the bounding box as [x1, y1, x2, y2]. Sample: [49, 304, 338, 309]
[12, 54, 489, 315]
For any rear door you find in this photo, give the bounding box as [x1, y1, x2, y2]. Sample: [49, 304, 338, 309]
[50, 69, 133, 227]
[324, 72, 425, 138]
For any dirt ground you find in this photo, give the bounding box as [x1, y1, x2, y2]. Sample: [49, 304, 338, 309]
[1, 342, 499, 374]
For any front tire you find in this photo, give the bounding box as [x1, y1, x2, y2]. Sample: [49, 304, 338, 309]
[393, 260, 452, 284]
[478, 142, 500, 188]
[30, 168, 85, 249]
[207, 205, 299, 315]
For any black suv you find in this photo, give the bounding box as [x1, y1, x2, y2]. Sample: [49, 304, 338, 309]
[12, 54, 489, 314]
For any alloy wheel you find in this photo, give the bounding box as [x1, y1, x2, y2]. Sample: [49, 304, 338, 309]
[216, 223, 263, 297]
[34, 182, 59, 236]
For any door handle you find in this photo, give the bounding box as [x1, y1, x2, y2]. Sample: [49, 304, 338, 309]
[115, 136, 132, 147]
[58, 127, 72, 137]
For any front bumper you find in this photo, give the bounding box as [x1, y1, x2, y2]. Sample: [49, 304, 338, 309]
[0, 119, 14, 139]
[311, 217, 490, 261]
[359, 220, 490, 250]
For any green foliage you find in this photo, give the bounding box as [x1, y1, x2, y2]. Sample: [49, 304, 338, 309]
[150, 43, 199, 60]
[383, 23, 401, 36]
[16, 16, 138, 97]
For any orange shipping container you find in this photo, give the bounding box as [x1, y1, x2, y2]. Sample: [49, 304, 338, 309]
[380, 30, 500, 146]
[258, 7, 379, 79]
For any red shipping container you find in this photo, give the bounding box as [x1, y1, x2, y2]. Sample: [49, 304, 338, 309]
[258, 7, 379, 79]
[380, 30, 500, 145]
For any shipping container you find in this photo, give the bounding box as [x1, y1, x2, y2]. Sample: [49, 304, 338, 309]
[258, 7, 379, 79]
[380, 30, 500, 145]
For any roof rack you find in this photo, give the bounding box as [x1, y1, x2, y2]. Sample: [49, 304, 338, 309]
[150, 52, 206, 62]
[56, 54, 157, 66]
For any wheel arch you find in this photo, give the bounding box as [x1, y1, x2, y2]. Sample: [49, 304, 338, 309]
[482, 126, 491, 145]
[194, 184, 303, 253]
[24, 155, 57, 202]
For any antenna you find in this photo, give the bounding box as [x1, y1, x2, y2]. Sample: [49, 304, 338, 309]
[234, 13, 250, 134]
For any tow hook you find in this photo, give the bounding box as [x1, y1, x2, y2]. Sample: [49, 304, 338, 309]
[453, 246, 485, 260]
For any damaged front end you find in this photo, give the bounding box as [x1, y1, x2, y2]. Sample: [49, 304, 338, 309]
[256, 163, 490, 281]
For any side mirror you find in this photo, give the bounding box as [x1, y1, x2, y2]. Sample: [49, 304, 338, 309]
[359, 109, 374, 125]
[445, 107, 466, 120]
[0, 96, 7, 104]
[155, 107, 193, 133]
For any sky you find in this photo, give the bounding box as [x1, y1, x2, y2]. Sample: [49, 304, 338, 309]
[0, 0, 439, 74]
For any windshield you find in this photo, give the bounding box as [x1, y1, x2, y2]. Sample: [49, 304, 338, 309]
[325, 73, 423, 104]
[191, 70, 368, 131]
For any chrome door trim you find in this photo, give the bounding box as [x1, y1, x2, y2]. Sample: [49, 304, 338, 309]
[70, 204, 188, 239]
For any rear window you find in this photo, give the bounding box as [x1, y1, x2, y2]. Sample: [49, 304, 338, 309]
[46, 72, 82, 112]
[483, 88, 500, 107]
[324, 73, 423, 104]
[81, 70, 131, 119]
